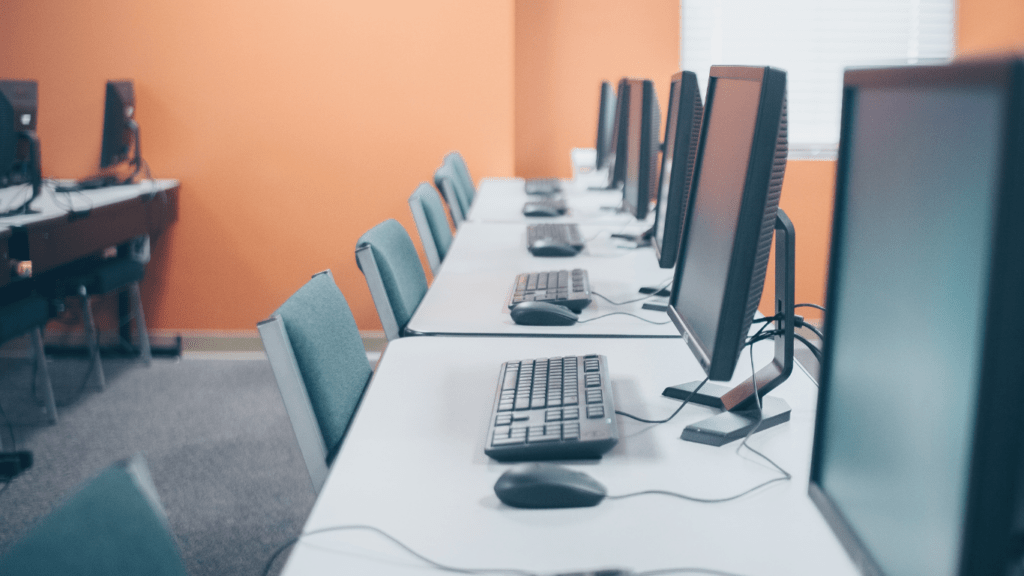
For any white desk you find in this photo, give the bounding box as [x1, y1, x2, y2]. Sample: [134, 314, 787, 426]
[406, 221, 680, 337]
[470, 177, 645, 226]
[280, 336, 857, 576]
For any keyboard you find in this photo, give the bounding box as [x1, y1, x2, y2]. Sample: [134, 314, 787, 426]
[522, 198, 568, 216]
[485, 354, 619, 461]
[527, 223, 585, 255]
[509, 269, 591, 313]
[525, 178, 561, 195]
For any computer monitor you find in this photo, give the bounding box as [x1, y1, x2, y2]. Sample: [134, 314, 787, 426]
[663, 65, 790, 445]
[621, 79, 660, 221]
[603, 78, 630, 190]
[595, 81, 617, 170]
[100, 80, 140, 176]
[0, 80, 41, 214]
[652, 71, 703, 269]
[809, 56, 1024, 576]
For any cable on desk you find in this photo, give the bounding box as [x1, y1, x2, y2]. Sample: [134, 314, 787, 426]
[610, 328, 791, 506]
[263, 524, 540, 576]
[263, 523, 754, 576]
[795, 303, 825, 313]
[576, 311, 671, 325]
[592, 278, 672, 306]
[793, 334, 822, 365]
[616, 376, 709, 424]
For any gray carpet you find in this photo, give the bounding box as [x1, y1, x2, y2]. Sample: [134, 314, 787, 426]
[0, 354, 315, 575]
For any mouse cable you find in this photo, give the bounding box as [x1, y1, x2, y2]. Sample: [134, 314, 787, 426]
[576, 311, 671, 325]
[592, 278, 672, 306]
[263, 523, 751, 576]
[615, 376, 709, 425]
[584, 219, 636, 243]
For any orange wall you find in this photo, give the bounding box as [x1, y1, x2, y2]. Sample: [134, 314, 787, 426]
[0, 0, 515, 331]
[958, 0, 1024, 55]
[514, 0, 680, 179]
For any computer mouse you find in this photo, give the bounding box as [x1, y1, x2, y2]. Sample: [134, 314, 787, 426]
[510, 301, 579, 326]
[522, 203, 563, 217]
[494, 463, 607, 509]
[529, 240, 580, 257]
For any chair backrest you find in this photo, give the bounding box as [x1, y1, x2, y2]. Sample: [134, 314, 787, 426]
[408, 182, 454, 274]
[355, 219, 429, 341]
[0, 455, 188, 576]
[258, 270, 373, 493]
[433, 160, 470, 226]
[445, 151, 476, 204]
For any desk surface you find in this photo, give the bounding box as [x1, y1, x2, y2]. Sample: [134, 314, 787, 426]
[280, 336, 857, 576]
[469, 177, 643, 226]
[406, 221, 680, 337]
[0, 179, 178, 229]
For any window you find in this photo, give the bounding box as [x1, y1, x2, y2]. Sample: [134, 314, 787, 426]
[680, 0, 956, 157]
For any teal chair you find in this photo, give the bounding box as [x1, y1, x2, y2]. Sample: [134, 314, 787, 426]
[257, 270, 373, 493]
[0, 455, 188, 576]
[355, 219, 429, 341]
[446, 151, 476, 203]
[433, 153, 475, 227]
[408, 182, 454, 274]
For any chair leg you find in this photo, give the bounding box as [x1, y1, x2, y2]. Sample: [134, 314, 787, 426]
[79, 286, 106, 391]
[31, 327, 57, 425]
[129, 281, 151, 365]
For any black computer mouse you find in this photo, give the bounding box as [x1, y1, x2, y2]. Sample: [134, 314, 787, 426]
[510, 301, 579, 326]
[494, 463, 607, 509]
[522, 203, 563, 217]
[529, 240, 580, 257]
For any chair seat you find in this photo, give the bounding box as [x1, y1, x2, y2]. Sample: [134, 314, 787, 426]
[80, 259, 146, 294]
[0, 295, 49, 344]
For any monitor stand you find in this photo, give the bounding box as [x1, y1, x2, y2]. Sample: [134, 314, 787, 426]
[661, 211, 795, 446]
[611, 224, 654, 247]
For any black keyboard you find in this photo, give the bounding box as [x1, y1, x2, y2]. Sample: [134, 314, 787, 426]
[510, 269, 591, 312]
[527, 223, 585, 255]
[522, 198, 568, 216]
[525, 178, 561, 195]
[485, 355, 619, 461]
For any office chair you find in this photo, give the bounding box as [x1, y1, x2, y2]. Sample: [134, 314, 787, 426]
[257, 270, 373, 493]
[41, 256, 152, 391]
[355, 219, 428, 341]
[445, 151, 476, 204]
[408, 182, 454, 274]
[433, 156, 473, 227]
[0, 287, 57, 425]
[0, 455, 188, 576]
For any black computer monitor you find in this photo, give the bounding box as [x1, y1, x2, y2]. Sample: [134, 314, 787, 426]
[603, 78, 630, 189]
[0, 80, 41, 214]
[663, 66, 790, 445]
[809, 56, 1024, 576]
[652, 71, 703, 269]
[620, 79, 660, 221]
[100, 80, 140, 175]
[595, 81, 617, 170]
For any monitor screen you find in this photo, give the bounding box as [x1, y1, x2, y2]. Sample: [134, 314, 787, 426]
[653, 71, 703, 269]
[595, 81, 617, 170]
[621, 79, 659, 221]
[810, 58, 1024, 576]
[667, 66, 787, 381]
[604, 78, 630, 189]
[0, 80, 38, 186]
[100, 80, 136, 169]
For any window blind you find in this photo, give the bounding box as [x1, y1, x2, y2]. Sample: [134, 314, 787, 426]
[680, 0, 956, 155]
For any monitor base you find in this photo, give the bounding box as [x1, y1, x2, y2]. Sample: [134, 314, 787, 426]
[680, 396, 791, 446]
